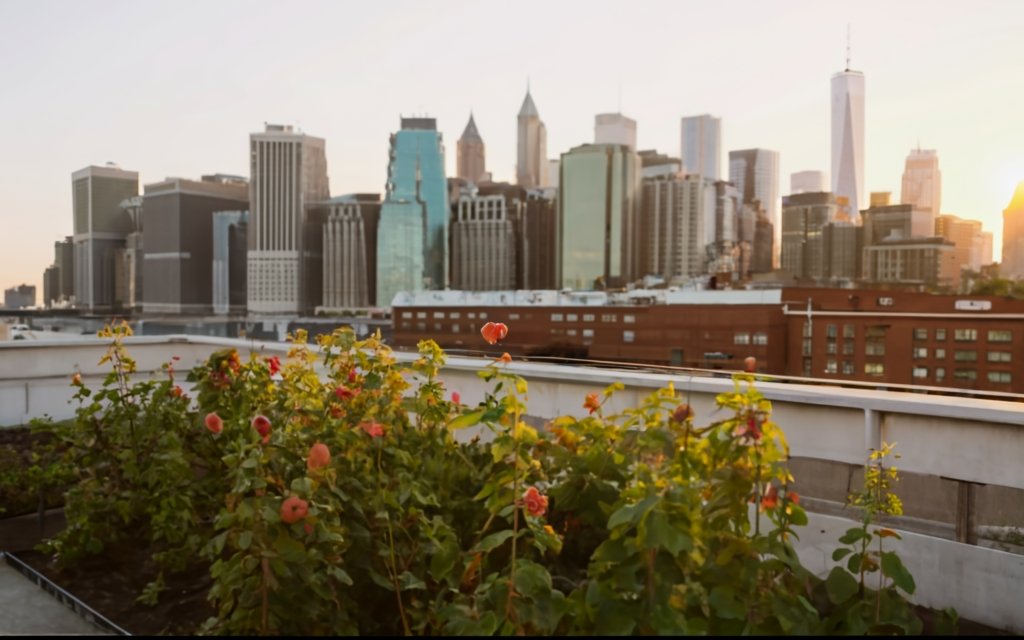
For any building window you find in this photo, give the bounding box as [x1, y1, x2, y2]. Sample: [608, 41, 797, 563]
[913, 328, 928, 341]
[843, 324, 855, 338]
[601, 314, 617, 322]
[802, 321, 812, 338]
[802, 357, 812, 377]
[753, 332, 768, 345]
[551, 313, 563, 322]
[988, 330, 1013, 343]
[826, 324, 837, 338]
[954, 350, 977, 362]
[583, 314, 595, 322]
[416, 322, 426, 331]
[843, 341, 854, 355]
[479, 312, 488, 319]
[936, 328, 947, 341]
[624, 314, 636, 324]
[434, 323, 442, 331]
[467, 312, 476, 319]
[434, 312, 445, 319]
[865, 363, 885, 376]
[912, 366, 928, 379]
[566, 313, 578, 322]
[567, 329, 577, 337]
[401, 311, 412, 319]
[582, 329, 594, 338]
[842, 361, 854, 375]
[865, 342, 885, 356]
[802, 338, 812, 356]
[417, 312, 426, 319]
[734, 332, 750, 345]
[953, 369, 977, 381]
[451, 324, 460, 333]
[401, 322, 411, 329]
[508, 313, 520, 320]
[987, 351, 1012, 363]
[935, 367, 946, 382]
[935, 348, 946, 359]
[623, 330, 635, 343]
[826, 341, 837, 355]
[825, 359, 837, 374]
[449, 312, 461, 319]
[913, 347, 928, 359]
[954, 328, 977, 342]
[988, 371, 1012, 383]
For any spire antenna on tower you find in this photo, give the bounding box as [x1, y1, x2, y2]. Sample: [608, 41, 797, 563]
[846, 24, 852, 71]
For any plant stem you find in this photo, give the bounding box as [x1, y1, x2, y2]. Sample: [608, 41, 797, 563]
[377, 442, 411, 636]
[505, 392, 522, 627]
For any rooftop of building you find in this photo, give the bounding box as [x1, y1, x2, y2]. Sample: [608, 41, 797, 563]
[400, 117, 437, 131]
[459, 113, 482, 144]
[518, 90, 539, 118]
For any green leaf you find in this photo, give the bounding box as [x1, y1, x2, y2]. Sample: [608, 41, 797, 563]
[238, 531, 253, 551]
[607, 495, 658, 530]
[429, 537, 459, 582]
[825, 566, 859, 605]
[881, 551, 916, 594]
[449, 409, 484, 430]
[398, 571, 426, 591]
[472, 529, 516, 554]
[708, 585, 745, 620]
[639, 509, 691, 555]
[838, 527, 868, 545]
[832, 547, 853, 562]
[329, 566, 353, 586]
[513, 560, 552, 600]
[273, 529, 306, 563]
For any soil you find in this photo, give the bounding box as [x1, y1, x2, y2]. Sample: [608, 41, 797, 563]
[14, 543, 214, 636]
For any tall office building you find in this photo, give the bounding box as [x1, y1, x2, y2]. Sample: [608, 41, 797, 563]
[212, 210, 248, 315]
[376, 117, 448, 306]
[781, 192, 837, 281]
[595, 113, 637, 151]
[142, 176, 249, 314]
[321, 194, 381, 309]
[791, 170, 827, 195]
[43, 237, 74, 308]
[935, 214, 986, 286]
[679, 114, 721, 180]
[1001, 182, 1024, 279]
[517, 89, 548, 188]
[547, 159, 560, 189]
[4, 285, 36, 309]
[71, 164, 139, 312]
[118, 196, 144, 311]
[519, 187, 559, 289]
[730, 149, 780, 268]
[901, 148, 942, 219]
[831, 61, 865, 220]
[457, 114, 486, 184]
[559, 143, 640, 289]
[247, 124, 329, 315]
[638, 160, 716, 282]
[451, 189, 517, 291]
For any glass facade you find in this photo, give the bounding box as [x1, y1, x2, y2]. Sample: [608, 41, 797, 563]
[376, 118, 447, 305]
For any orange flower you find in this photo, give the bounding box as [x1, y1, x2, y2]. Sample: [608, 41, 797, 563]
[522, 486, 549, 517]
[280, 496, 309, 524]
[760, 484, 779, 511]
[787, 491, 800, 505]
[359, 420, 385, 438]
[71, 372, 82, 386]
[583, 392, 601, 415]
[743, 356, 757, 373]
[480, 322, 509, 345]
[171, 385, 185, 398]
[251, 414, 272, 443]
[498, 352, 512, 363]
[307, 442, 331, 471]
[204, 412, 223, 434]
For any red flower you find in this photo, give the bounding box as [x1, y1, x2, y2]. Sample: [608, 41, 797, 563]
[347, 368, 357, 384]
[498, 352, 512, 363]
[280, 496, 309, 524]
[204, 412, 223, 434]
[583, 392, 601, 415]
[334, 385, 356, 400]
[359, 421, 385, 438]
[736, 415, 762, 441]
[251, 414, 272, 443]
[266, 356, 281, 376]
[522, 486, 549, 517]
[480, 322, 509, 345]
[307, 442, 331, 471]
[71, 373, 82, 386]
[452, 391, 461, 405]
[304, 522, 314, 536]
[760, 484, 779, 511]
[171, 385, 184, 398]
[744, 356, 757, 373]
[787, 491, 800, 505]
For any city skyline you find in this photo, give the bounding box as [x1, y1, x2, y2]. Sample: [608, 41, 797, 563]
[2, 0, 1023, 298]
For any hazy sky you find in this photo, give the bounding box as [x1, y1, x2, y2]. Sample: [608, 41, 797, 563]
[2, 0, 1023, 299]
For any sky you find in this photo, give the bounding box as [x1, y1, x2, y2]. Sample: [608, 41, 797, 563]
[2, 0, 1023, 300]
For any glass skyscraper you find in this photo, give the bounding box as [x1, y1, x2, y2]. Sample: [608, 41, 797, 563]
[376, 118, 448, 307]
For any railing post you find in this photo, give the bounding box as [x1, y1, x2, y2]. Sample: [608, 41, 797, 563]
[864, 407, 881, 453]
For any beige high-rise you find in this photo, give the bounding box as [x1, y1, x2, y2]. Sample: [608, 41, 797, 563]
[901, 148, 942, 221]
[516, 90, 547, 188]
[457, 114, 486, 183]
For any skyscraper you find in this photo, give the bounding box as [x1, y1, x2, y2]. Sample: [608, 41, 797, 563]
[457, 113, 486, 183]
[831, 61, 865, 220]
[679, 114, 721, 180]
[71, 164, 139, 312]
[212, 210, 248, 315]
[247, 124, 329, 315]
[595, 113, 637, 151]
[790, 170, 827, 195]
[517, 89, 548, 188]
[322, 194, 381, 309]
[1001, 182, 1024, 279]
[560, 144, 640, 289]
[901, 147, 942, 219]
[730, 149, 780, 268]
[376, 117, 448, 306]
[450, 188, 517, 291]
